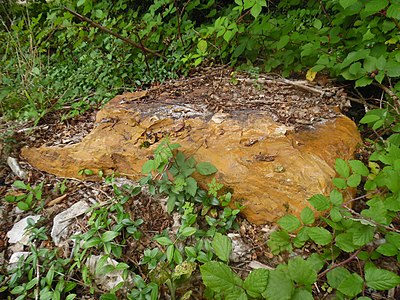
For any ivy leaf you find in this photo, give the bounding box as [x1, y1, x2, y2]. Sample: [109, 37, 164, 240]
[212, 232, 232, 262]
[262, 270, 294, 300]
[300, 207, 315, 225]
[335, 158, 350, 178]
[243, 269, 269, 298]
[308, 194, 330, 211]
[278, 215, 301, 232]
[196, 162, 217, 175]
[365, 268, 400, 290]
[288, 257, 317, 285]
[200, 261, 243, 292]
[337, 273, 363, 298]
[307, 227, 332, 245]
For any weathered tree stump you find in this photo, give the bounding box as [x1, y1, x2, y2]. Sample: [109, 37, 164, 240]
[22, 70, 361, 224]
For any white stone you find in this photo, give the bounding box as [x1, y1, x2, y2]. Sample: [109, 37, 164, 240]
[7, 156, 27, 179]
[86, 255, 131, 291]
[51, 200, 90, 246]
[7, 215, 41, 244]
[228, 233, 251, 263]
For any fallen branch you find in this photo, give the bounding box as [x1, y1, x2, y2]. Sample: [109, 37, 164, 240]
[63, 6, 166, 60]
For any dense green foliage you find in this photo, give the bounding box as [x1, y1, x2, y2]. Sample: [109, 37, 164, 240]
[1, 0, 400, 299]
[1, 0, 399, 121]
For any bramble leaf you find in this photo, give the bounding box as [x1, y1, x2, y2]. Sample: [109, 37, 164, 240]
[307, 227, 332, 245]
[365, 268, 400, 290]
[212, 233, 232, 262]
[288, 257, 317, 285]
[263, 270, 294, 300]
[196, 162, 218, 175]
[243, 268, 269, 297]
[308, 194, 330, 211]
[278, 215, 301, 232]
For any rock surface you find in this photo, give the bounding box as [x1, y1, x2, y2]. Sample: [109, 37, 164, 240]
[51, 200, 90, 246]
[7, 215, 40, 245]
[21, 72, 362, 224]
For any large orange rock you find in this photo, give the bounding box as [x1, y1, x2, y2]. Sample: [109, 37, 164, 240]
[22, 91, 361, 224]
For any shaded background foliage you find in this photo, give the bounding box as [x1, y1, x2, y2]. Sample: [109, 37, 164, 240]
[0, 0, 399, 121]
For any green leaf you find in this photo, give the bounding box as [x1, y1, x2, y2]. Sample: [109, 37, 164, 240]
[300, 207, 315, 225]
[339, 0, 357, 9]
[277, 35, 290, 50]
[337, 273, 363, 297]
[329, 206, 343, 222]
[180, 227, 197, 237]
[347, 174, 361, 187]
[13, 180, 27, 190]
[101, 231, 119, 242]
[167, 244, 174, 263]
[364, 0, 388, 15]
[360, 114, 380, 124]
[46, 265, 55, 286]
[376, 243, 398, 256]
[329, 189, 343, 206]
[327, 267, 350, 288]
[291, 289, 313, 300]
[155, 236, 173, 246]
[142, 160, 155, 174]
[243, 269, 269, 297]
[365, 268, 400, 290]
[387, 4, 400, 19]
[83, 237, 101, 248]
[349, 160, 369, 176]
[250, 3, 262, 19]
[307, 227, 332, 245]
[185, 177, 198, 197]
[335, 233, 357, 252]
[278, 215, 301, 232]
[288, 257, 317, 285]
[308, 194, 330, 211]
[196, 162, 218, 175]
[355, 76, 373, 87]
[263, 270, 294, 300]
[212, 232, 232, 262]
[351, 225, 374, 246]
[197, 39, 207, 53]
[386, 61, 400, 77]
[313, 19, 322, 30]
[200, 261, 243, 292]
[335, 158, 350, 178]
[333, 178, 348, 189]
[17, 201, 30, 211]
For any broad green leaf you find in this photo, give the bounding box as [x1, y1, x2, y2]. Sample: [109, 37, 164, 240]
[155, 236, 173, 246]
[387, 3, 400, 19]
[262, 270, 294, 300]
[101, 231, 119, 242]
[351, 224, 374, 246]
[83, 237, 101, 248]
[300, 207, 315, 225]
[335, 233, 357, 252]
[365, 268, 400, 290]
[313, 19, 322, 30]
[196, 162, 218, 175]
[376, 243, 398, 256]
[17, 201, 30, 211]
[212, 232, 232, 262]
[333, 178, 348, 189]
[197, 39, 207, 53]
[308, 194, 330, 211]
[347, 174, 361, 187]
[386, 232, 400, 249]
[337, 273, 363, 297]
[185, 177, 197, 197]
[288, 257, 317, 285]
[329, 206, 343, 222]
[200, 261, 243, 292]
[349, 160, 369, 176]
[13, 180, 27, 190]
[360, 114, 380, 124]
[355, 76, 373, 87]
[277, 35, 290, 50]
[364, 0, 388, 15]
[386, 61, 400, 77]
[307, 253, 325, 273]
[327, 267, 350, 288]
[278, 215, 301, 232]
[267, 230, 292, 255]
[339, 0, 357, 9]
[142, 160, 155, 174]
[307, 227, 332, 245]
[335, 158, 350, 178]
[291, 289, 313, 300]
[180, 227, 197, 237]
[250, 3, 262, 19]
[243, 269, 269, 297]
[329, 189, 343, 206]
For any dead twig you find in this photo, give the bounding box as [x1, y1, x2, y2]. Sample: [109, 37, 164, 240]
[63, 6, 166, 60]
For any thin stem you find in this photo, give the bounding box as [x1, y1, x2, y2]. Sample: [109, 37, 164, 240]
[317, 249, 362, 279]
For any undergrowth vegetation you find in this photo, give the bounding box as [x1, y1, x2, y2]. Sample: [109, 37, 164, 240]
[1, 0, 400, 299]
